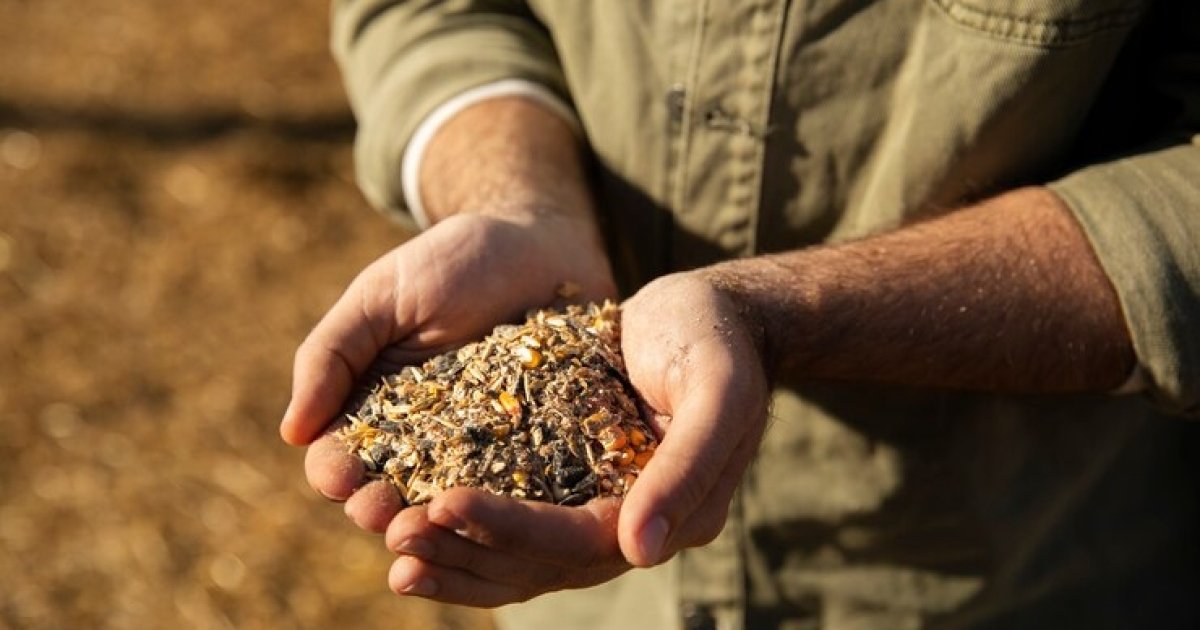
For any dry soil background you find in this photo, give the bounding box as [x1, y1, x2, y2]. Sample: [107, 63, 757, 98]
[0, 1, 492, 628]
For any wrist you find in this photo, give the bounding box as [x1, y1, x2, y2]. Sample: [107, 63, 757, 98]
[419, 96, 594, 226]
[694, 258, 817, 381]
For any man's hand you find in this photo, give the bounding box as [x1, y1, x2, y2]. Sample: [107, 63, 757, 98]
[380, 271, 771, 605]
[280, 209, 616, 531]
[616, 272, 770, 566]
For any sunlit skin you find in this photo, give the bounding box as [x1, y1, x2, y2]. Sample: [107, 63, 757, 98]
[281, 97, 1134, 607]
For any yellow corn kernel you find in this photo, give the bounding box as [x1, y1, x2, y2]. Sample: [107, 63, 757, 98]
[633, 449, 654, 469]
[515, 346, 544, 369]
[497, 391, 522, 417]
[512, 470, 528, 486]
[629, 428, 647, 447]
[616, 447, 636, 467]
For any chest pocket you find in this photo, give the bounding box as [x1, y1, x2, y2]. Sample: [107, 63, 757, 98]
[928, 0, 1150, 47]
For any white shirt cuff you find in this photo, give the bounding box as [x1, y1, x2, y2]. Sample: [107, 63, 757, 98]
[400, 79, 582, 229]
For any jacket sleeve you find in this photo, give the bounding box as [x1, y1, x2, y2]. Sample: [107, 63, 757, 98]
[331, 0, 571, 226]
[1047, 4, 1200, 417]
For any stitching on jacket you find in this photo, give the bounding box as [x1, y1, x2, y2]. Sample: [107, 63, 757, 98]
[929, 0, 1146, 48]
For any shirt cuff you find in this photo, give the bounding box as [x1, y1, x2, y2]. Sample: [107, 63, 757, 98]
[400, 79, 582, 229]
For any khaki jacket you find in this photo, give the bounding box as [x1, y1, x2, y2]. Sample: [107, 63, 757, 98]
[333, 1, 1200, 627]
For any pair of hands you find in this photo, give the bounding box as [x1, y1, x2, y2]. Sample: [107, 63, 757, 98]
[279, 210, 769, 607]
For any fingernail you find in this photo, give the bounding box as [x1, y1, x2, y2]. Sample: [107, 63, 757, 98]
[638, 516, 669, 564]
[402, 577, 438, 596]
[395, 537, 434, 559]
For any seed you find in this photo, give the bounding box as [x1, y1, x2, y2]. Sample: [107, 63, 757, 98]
[515, 346, 544, 369]
[599, 427, 627, 452]
[498, 391, 522, 417]
[336, 300, 658, 507]
[582, 411, 614, 437]
[633, 449, 653, 469]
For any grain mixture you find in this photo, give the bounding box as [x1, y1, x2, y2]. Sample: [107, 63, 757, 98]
[337, 301, 658, 506]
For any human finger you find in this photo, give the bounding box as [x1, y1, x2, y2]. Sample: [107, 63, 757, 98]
[344, 479, 404, 533]
[388, 555, 530, 608]
[386, 507, 573, 588]
[618, 345, 759, 567]
[281, 259, 399, 446]
[423, 488, 626, 569]
[303, 429, 364, 501]
[665, 424, 763, 554]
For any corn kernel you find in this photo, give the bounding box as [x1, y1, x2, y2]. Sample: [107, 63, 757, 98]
[515, 346, 544, 369]
[629, 428, 647, 447]
[600, 427, 627, 451]
[497, 391, 522, 417]
[616, 447, 635, 467]
[633, 449, 654, 469]
[512, 470, 528, 485]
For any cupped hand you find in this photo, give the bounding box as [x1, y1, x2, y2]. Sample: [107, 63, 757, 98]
[616, 271, 770, 566]
[280, 210, 616, 530]
[383, 271, 770, 606]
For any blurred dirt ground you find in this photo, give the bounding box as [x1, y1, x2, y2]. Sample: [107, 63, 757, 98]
[0, 1, 492, 628]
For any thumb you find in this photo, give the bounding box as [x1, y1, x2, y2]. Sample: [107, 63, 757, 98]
[280, 258, 401, 446]
[616, 346, 744, 567]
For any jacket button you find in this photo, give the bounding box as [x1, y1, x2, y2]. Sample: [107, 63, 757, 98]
[681, 603, 716, 630]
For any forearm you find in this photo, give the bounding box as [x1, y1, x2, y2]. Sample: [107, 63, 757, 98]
[419, 96, 599, 233]
[707, 187, 1136, 392]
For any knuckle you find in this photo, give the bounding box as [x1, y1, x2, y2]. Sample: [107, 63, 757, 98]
[685, 504, 731, 549]
[694, 512, 727, 547]
[473, 524, 519, 551]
